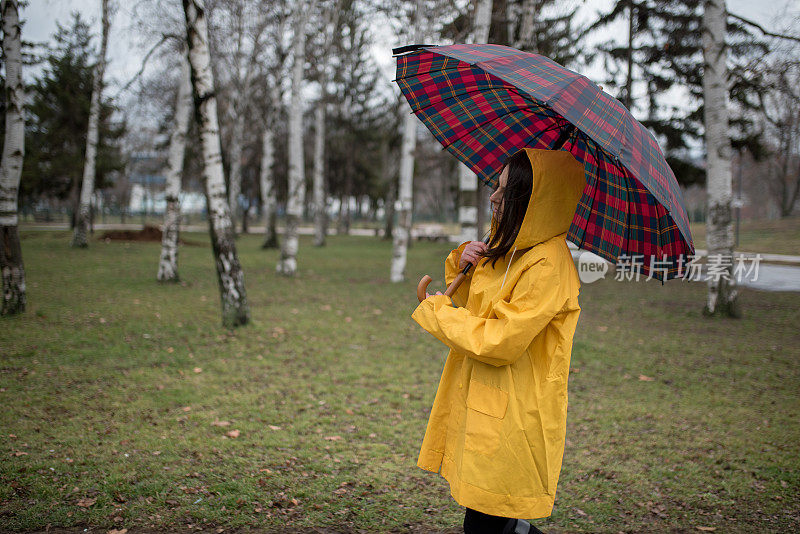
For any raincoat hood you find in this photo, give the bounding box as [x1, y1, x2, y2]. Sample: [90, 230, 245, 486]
[510, 148, 586, 250]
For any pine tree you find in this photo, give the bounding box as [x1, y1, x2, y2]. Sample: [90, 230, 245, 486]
[22, 13, 125, 218]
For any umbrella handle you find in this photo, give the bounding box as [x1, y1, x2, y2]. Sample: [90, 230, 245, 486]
[416, 234, 489, 303]
[416, 271, 469, 303]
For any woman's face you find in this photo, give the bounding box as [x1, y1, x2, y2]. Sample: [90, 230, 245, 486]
[489, 165, 508, 220]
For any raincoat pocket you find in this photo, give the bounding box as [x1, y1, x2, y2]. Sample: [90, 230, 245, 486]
[464, 379, 509, 455]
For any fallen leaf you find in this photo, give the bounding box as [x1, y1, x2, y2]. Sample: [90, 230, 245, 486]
[182, 406, 192, 412]
[696, 527, 716, 532]
[108, 529, 128, 534]
[639, 375, 655, 381]
[212, 420, 231, 427]
[324, 435, 342, 441]
[193, 367, 202, 373]
[226, 430, 240, 438]
[76, 497, 97, 507]
[575, 508, 587, 516]
[268, 425, 281, 431]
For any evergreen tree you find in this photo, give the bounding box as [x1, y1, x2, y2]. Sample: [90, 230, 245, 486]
[22, 12, 125, 216]
[588, 0, 768, 187]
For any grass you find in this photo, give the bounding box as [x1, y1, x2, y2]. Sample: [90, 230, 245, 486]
[689, 216, 800, 256]
[1, 230, 799, 533]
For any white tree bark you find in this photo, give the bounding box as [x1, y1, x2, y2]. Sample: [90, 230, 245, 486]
[72, 0, 110, 248]
[0, 0, 26, 315]
[311, 0, 342, 247]
[701, 0, 738, 317]
[312, 103, 327, 246]
[157, 52, 192, 283]
[457, 0, 493, 243]
[473, 0, 493, 43]
[517, 0, 537, 49]
[390, 1, 424, 282]
[227, 110, 245, 232]
[183, 0, 250, 327]
[390, 106, 419, 282]
[259, 126, 279, 249]
[277, 0, 317, 276]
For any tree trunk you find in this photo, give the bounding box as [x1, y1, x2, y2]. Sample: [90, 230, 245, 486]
[517, 0, 537, 49]
[701, 0, 739, 317]
[72, 0, 109, 248]
[228, 109, 245, 234]
[158, 52, 192, 283]
[182, 0, 249, 327]
[382, 138, 396, 241]
[624, 0, 635, 111]
[457, 0, 492, 244]
[241, 201, 249, 233]
[474, 0, 492, 42]
[312, 102, 327, 246]
[1, 0, 26, 315]
[260, 127, 279, 249]
[277, 0, 316, 276]
[390, 108, 418, 282]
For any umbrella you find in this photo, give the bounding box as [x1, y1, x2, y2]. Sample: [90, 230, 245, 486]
[392, 43, 695, 285]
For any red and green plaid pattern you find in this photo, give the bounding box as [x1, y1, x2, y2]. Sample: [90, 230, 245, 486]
[393, 44, 695, 282]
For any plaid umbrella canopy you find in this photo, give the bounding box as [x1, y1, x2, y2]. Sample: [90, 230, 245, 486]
[392, 43, 695, 282]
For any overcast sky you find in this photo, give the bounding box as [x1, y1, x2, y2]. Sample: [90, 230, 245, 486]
[20, 0, 800, 128]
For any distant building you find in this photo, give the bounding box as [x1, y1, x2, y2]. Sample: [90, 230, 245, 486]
[126, 152, 206, 214]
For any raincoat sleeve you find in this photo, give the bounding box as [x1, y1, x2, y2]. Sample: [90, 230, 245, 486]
[411, 257, 567, 367]
[444, 241, 472, 308]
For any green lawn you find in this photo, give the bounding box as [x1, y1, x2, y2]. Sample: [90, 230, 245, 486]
[689, 216, 800, 256]
[1, 231, 798, 533]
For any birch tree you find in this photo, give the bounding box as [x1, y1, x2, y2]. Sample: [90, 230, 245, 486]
[1, 0, 26, 315]
[182, 0, 249, 326]
[390, 1, 423, 283]
[157, 52, 192, 282]
[701, 0, 738, 317]
[310, 0, 343, 247]
[277, 0, 317, 276]
[456, 0, 492, 244]
[213, 0, 270, 234]
[72, 0, 110, 248]
[259, 124, 278, 248]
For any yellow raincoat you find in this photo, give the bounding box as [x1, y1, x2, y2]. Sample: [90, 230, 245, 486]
[411, 148, 585, 519]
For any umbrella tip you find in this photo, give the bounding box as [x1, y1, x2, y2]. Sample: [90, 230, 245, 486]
[392, 44, 438, 56]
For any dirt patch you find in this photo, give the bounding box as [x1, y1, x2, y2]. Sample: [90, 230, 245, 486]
[100, 225, 205, 247]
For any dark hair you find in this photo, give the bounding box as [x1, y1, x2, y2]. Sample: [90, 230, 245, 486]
[481, 149, 533, 268]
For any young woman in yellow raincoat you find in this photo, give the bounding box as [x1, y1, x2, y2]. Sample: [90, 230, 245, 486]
[411, 148, 585, 534]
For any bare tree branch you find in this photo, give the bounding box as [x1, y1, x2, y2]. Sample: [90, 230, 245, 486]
[728, 12, 800, 44]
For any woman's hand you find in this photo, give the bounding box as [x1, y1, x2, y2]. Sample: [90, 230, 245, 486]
[425, 291, 444, 299]
[459, 240, 488, 270]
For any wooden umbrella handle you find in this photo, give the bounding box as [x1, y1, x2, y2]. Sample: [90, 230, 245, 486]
[416, 275, 433, 303]
[416, 271, 469, 303]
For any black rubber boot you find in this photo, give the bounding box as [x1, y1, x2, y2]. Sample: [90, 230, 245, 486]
[502, 518, 545, 534]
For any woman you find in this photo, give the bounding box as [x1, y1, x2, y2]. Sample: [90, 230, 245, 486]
[411, 148, 586, 534]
